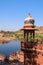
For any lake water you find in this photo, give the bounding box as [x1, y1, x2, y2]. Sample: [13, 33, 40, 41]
[0, 40, 21, 56]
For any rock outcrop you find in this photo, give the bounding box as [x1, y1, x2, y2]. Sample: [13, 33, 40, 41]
[9, 51, 24, 62]
[0, 54, 5, 61]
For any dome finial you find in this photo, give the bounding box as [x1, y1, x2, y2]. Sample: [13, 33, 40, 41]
[28, 13, 30, 16]
[28, 13, 31, 17]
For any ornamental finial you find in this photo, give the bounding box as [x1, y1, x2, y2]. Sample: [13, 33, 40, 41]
[28, 13, 31, 17]
[28, 13, 30, 16]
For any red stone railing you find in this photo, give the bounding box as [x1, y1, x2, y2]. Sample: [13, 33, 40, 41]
[21, 41, 37, 47]
[21, 40, 43, 52]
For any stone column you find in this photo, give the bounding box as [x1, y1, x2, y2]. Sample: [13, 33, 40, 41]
[27, 31, 28, 42]
[24, 31, 27, 42]
[30, 32, 33, 41]
[33, 31, 35, 40]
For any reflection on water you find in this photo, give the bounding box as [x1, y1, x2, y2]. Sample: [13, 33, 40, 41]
[0, 40, 21, 56]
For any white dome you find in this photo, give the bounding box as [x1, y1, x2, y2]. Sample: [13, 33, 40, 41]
[24, 13, 34, 22]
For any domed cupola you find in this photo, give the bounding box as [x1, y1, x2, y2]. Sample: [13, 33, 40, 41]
[24, 13, 34, 26]
[21, 13, 37, 30]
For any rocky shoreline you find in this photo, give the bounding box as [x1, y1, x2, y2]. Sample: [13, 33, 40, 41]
[0, 51, 24, 65]
[0, 61, 24, 65]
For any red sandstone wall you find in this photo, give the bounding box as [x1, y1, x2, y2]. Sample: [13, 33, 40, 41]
[35, 44, 43, 65]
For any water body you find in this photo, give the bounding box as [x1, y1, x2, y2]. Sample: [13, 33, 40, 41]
[0, 40, 21, 56]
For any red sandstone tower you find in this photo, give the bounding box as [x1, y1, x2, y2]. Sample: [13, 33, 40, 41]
[21, 13, 38, 65]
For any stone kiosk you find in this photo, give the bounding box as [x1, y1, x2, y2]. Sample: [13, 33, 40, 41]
[21, 13, 43, 65]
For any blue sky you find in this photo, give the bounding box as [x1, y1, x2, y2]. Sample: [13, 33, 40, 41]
[0, 0, 43, 31]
